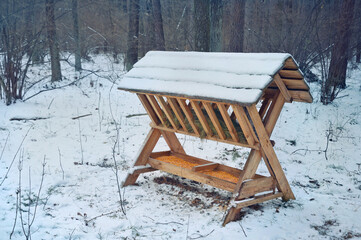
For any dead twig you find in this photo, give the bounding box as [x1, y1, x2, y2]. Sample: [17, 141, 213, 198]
[77, 115, 84, 165]
[186, 214, 190, 240]
[239, 222, 247, 237]
[10, 117, 49, 121]
[71, 113, 92, 120]
[84, 209, 122, 226]
[58, 148, 65, 180]
[22, 72, 93, 102]
[189, 229, 215, 239]
[0, 131, 10, 163]
[1, 126, 32, 187]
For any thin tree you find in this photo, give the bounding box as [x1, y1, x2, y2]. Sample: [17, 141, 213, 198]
[72, 0, 82, 71]
[45, 0, 62, 81]
[194, 0, 210, 52]
[152, 0, 165, 50]
[125, 0, 140, 71]
[322, 0, 355, 104]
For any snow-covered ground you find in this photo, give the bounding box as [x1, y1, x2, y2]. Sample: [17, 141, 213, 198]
[0, 55, 360, 240]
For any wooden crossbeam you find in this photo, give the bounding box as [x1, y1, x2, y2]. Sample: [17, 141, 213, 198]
[223, 192, 283, 226]
[192, 163, 219, 172]
[151, 123, 259, 149]
[265, 89, 313, 103]
[237, 177, 276, 200]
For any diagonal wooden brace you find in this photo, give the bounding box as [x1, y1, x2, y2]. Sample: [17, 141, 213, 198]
[247, 105, 295, 200]
[123, 128, 186, 186]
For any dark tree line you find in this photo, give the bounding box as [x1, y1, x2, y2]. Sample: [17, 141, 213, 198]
[1, 0, 361, 105]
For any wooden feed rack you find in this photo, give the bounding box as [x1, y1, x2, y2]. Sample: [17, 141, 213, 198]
[119, 51, 312, 226]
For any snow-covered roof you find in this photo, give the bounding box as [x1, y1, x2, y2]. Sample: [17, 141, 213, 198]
[118, 51, 310, 105]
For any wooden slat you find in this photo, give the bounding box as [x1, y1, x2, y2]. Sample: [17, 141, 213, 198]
[217, 103, 239, 142]
[150, 150, 172, 158]
[232, 105, 256, 146]
[146, 95, 167, 126]
[288, 90, 313, 103]
[282, 78, 309, 90]
[137, 94, 160, 125]
[237, 177, 276, 200]
[148, 157, 236, 192]
[168, 98, 188, 132]
[283, 57, 299, 70]
[279, 69, 303, 79]
[190, 100, 212, 137]
[264, 89, 312, 103]
[263, 91, 285, 136]
[156, 96, 178, 130]
[203, 102, 226, 140]
[274, 74, 292, 102]
[177, 99, 200, 136]
[192, 163, 219, 172]
[247, 105, 295, 200]
[171, 152, 210, 165]
[259, 98, 271, 120]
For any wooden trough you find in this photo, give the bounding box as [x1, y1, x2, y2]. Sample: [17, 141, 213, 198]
[118, 51, 312, 226]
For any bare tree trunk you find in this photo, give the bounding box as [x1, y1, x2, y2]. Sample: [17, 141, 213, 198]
[122, 0, 128, 13]
[72, 0, 82, 71]
[125, 0, 140, 71]
[355, 0, 361, 63]
[194, 0, 210, 52]
[45, 0, 62, 82]
[152, 0, 165, 50]
[144, 0, 155, 52]
[322, 0, 355, 104]
[210, 0, 223, 52]
[228, 0, 245, 52]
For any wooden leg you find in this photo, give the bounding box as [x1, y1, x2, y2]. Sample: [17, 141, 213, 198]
[223, 207, 240, 226]
[234, 149, 262, 193]
[247, 105, 295, 200]
[123, 128, 161, 186]
[161, 130, 186, 154]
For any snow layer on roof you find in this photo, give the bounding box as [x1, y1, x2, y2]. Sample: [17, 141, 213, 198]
[119, 51, 293, 104]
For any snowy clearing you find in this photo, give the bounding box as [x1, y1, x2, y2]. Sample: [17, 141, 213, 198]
[1, 55, 361, 240]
